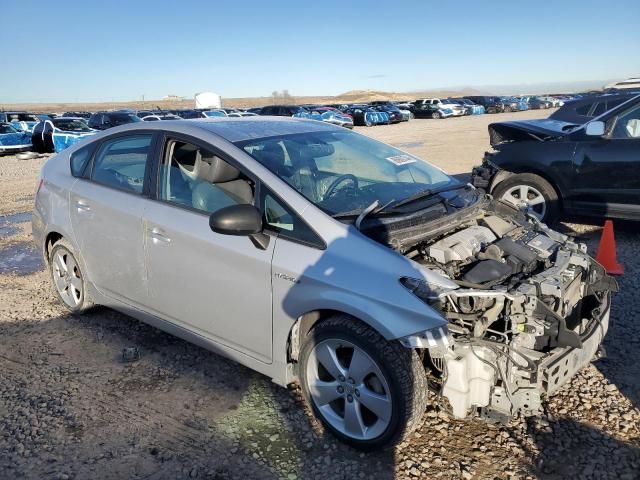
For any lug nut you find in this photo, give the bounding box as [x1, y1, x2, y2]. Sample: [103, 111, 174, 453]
[348, 377, 355, 384]
[338, 375, 345, 382]
[337, 386, 344, 394]
[347, 394, 353, 403]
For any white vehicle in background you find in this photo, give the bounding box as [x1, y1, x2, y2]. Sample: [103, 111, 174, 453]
[228, 111, 259, 117]
[416, 98, 465, 117]
[540, 96, 562, 107]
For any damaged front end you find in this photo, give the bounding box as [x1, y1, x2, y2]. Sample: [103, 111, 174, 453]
[385, 198, 616, 422]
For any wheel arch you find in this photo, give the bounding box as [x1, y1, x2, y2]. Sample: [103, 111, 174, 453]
[490, 166, 564, 207]
[287, 309, 385, 365]
[44, 231, 64, 263]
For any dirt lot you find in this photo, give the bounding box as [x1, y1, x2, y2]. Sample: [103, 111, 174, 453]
[1, 112, 639, 480]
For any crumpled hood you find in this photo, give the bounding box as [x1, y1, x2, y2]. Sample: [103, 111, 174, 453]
[489, 118, 578, 146]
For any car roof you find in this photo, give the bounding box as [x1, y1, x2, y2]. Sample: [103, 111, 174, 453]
[98, 117, 342, 143]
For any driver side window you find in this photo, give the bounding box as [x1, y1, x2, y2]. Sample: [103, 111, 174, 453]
[611, 104, 640, 139]
[158, 139, 254, 214]
[91, 135, 152, 194]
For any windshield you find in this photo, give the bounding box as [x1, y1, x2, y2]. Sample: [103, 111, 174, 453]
[53, 119, 92, 132]
[236, 130, 458, 216]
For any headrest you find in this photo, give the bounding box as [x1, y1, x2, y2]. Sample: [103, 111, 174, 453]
[195, 154, 241, 183]
[253, 142, 286, 168]
[626, 119, 640, 138]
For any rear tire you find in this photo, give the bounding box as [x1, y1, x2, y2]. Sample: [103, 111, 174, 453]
[299, 315, 428, 450]
[493, 173, 560, 225]
[48, 239, 94, 313]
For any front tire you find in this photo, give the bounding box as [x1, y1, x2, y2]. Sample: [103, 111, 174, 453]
[493, 173, 560, 224]
[49, 239, 94, 313]
[299, 316, 428, 450]
[431, 111, 441, 119]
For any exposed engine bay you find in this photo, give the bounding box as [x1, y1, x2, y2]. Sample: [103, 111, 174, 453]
[371, 197, 616, 421]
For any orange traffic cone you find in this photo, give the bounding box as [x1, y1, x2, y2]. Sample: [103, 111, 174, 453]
[595, 220, 624, 276]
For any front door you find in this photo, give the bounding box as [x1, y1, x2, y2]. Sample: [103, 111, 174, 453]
[571, 102, 640, 218]
[143, 136, 274, 363]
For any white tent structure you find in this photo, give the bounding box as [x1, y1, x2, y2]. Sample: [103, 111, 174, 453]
[194, 92, 222, 109]
[604, 78, 640, 90]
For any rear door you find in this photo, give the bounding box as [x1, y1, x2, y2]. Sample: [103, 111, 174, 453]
[142, 134, 274, 363]
[70, 133, 157, 306]
[571, 102, 640, 218]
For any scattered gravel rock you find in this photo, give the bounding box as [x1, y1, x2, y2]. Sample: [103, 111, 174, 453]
[1, 132, 639, 479]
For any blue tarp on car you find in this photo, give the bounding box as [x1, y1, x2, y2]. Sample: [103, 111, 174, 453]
[52, 131, 97, 152]
[32, 120, 98, 153]
[364, 111, 390, 125]
[469, 105, 485, 115]
[0, 124, 32, 154]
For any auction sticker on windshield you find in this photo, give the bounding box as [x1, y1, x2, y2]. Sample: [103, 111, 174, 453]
[386, 154, 417, 166]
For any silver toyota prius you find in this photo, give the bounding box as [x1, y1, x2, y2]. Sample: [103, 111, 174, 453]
[33, 117, 614, 450]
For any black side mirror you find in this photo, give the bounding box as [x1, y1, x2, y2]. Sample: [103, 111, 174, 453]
[209, 204, 270, 250]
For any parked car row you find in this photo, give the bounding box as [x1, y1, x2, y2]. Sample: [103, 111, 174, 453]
[2, 90, 633, 155]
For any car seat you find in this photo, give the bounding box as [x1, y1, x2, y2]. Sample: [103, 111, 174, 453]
[191, 154, 253, 212]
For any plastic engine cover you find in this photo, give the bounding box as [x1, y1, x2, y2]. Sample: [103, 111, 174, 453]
[429, 226, 497, 264]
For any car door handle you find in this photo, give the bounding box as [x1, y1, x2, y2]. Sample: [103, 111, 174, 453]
[75, 200, 91, 212]
[149, 227, 171, 244]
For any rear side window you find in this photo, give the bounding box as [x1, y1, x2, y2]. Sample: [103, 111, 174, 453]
[91, 135, 153, 194]
[592, 102, 607, 117]
[70, 145, 94, 177]
[575, 104, 592, 115]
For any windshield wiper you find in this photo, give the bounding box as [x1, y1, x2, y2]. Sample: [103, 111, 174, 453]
[389, 183, 467, 209]
[332, 198, 395, 222]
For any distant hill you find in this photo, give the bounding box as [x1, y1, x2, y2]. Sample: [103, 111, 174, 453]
[0, 79, 616, 113]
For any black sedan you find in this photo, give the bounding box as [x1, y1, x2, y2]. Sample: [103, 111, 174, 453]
[471, 95, 640, 224]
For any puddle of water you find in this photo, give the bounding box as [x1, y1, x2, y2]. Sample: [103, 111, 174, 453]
[0, 212, 32, 237]
[393, 141, 425, 149]
[0, 241, 44, 275]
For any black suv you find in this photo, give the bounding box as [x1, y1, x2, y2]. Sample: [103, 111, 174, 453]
[464, 96, 505, 114]
[87, 111, 142, 130]
[257, 105, 309, 116]
[471, 95, 640, 224]
[549, 93, 637, 124]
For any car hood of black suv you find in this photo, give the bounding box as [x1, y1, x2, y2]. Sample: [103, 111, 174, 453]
[489, 118, 579, 146]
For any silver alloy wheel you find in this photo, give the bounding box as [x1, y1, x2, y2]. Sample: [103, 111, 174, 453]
[306, 339, 392, 441]
[500, 184, 547, 220]
[52, 249, 83, 308]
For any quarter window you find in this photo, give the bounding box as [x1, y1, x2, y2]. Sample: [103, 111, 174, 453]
[262, 191, 323, 248]
[70, 144, 94, 177]
[91, 135, 152, 193]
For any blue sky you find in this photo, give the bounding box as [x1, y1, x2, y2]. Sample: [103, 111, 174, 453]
[2, 0, 639, 102]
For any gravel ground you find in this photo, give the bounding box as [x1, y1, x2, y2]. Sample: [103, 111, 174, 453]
[0, 114, 639, 479]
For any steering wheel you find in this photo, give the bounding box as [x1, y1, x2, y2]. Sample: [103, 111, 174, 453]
[322, 174, 359, 200]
